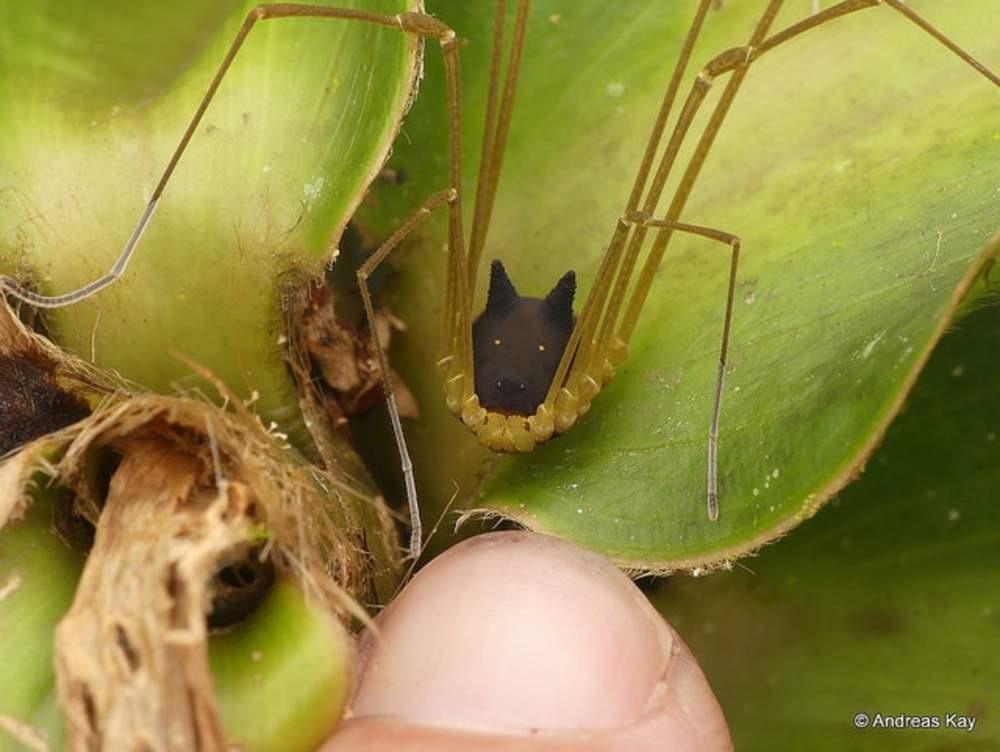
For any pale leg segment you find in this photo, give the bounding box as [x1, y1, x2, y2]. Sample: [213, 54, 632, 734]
[630, 214, 740, 521]
[466, 0, 533, 284]
[357, 190, 458, 559]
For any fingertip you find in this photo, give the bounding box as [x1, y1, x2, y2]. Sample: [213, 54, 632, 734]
[332, 531, 731, 751]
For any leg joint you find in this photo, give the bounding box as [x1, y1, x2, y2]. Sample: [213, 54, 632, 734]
[622, 210, 742, 249]
[396, 12, 455, 43]
[620, 209, 652, 228]
[704, 45, 754, 78]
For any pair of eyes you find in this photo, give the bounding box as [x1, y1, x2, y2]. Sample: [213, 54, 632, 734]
[493, 338, 546, 352]
[495, 379, 526, 392]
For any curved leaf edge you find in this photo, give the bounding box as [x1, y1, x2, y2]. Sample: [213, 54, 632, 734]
[313, 0, 427, 277]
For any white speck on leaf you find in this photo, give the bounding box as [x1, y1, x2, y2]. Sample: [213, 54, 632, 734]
[606, 81, 625, 97]
[303, 176, 325, 209]
[858, 330, 886, 360]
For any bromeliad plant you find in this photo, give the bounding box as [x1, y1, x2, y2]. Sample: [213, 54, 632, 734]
[1, 0, 419, 748]
[0, 0, 997, 749]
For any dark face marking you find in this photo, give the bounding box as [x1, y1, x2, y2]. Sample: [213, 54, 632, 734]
[472, 260, 575, 415]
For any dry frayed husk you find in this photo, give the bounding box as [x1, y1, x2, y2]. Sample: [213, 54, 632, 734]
[283, 280, 405, 603]
[0, 297, 402, 750]
[7, 395, 382, 751]
[295, 280, 418, 423]
[0, 297, 123, 398]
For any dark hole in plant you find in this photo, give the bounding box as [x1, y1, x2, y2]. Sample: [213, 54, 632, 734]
[45, 447, 122, 560]
[52, 485, 96, 554]
[325, 220, 393, 327]
[90, 446, 123, 508]
[218, 561, 260, 589]
[207, 547, 275, 631]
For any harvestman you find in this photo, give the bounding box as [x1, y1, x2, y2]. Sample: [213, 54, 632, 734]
[1, 1, 996, 558]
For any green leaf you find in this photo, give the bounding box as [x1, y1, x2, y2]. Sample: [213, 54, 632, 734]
[0, 482, 80, 752]
[652, 299, 1000, 751]
[210, 581, 350, 752]
[359, 0, 1000, 567]
[1, 0, 419, 443]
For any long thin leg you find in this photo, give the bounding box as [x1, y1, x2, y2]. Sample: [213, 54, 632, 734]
[760, 0, 999, 86]
[628, 213, 741, 521]
[358, 189, 457, 558]
[548, 0, 773, 415]
[544, 0, 718, 408]
[466, 0, 533, 285]
[607, 3, 999, 518]
[466, 0, 507, 279]
[0, 3, 469, 561]
[557, 0, 996, 518]
[0, 3, 464, 309]
[619, 0, 999, 343]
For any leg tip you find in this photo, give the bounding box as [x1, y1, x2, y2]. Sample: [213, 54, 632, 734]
[707, 494, 719, 522]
